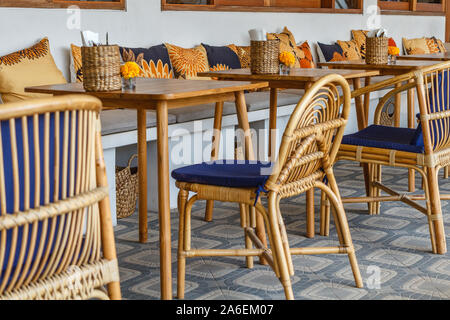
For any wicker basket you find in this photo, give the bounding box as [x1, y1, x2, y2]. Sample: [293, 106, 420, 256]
[81, 45, 122, 92]
[250, 40, 280, 74]
[116, 154, 139, 219]
[366, 37, 388, 65]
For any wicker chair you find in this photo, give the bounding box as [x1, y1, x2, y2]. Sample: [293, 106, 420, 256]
[321, 61, 450, 255]
[172, 74, 363, 300]
[0, 95, 121, 300]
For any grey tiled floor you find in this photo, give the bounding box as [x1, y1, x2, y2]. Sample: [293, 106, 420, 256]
[114, 161, 450, 300]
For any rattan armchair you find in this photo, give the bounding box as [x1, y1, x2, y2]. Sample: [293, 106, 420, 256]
[172, 74, 363, 300]
[0, 95, 121, 300]
[321, 61, 450, 255]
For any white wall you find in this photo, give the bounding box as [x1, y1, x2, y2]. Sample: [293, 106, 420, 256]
[0, 0, 445, 80]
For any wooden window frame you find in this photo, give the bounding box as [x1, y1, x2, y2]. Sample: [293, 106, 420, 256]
[161, 0, 364, 14]
[378, 0, 445, 16]
[0, 0, 126, 10]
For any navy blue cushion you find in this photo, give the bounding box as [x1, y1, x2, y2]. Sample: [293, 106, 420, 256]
[201, 44, 241, 71]
[171, 160, 272, 188]
[342, 125, 424, 153]
[317, 42, 345, 62]
[1, 113, 77, 285]
[411, 71, 449, 149]
[120, 44, 174, 78]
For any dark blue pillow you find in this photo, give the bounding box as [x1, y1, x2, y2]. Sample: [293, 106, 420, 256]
[317, 42, 345, 62]
[411, 71, 449, 149]
[201, 44, 241, 71]
[120, 44, 174, 78]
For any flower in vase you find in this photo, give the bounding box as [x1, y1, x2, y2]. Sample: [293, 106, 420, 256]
[120, 61, 141, 80]
[279, 51, 296, 66]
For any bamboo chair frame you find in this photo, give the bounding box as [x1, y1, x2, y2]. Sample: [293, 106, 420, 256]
[175, 74, 363, 300]
[0, 95, 121, 300]
[321, 61, 450, 255]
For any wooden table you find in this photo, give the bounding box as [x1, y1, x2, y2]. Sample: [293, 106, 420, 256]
[198, 68, 380, 238]
[318, 59, 439, 193]
[397, 52, 450, 61]
[26, 78, 268, 300]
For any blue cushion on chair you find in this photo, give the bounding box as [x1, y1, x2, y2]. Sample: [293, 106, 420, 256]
[411, 71, 449, 149]
[1, 113, 77, 285]
[341, 125, 424, 153]
[171, 160, 273, 188]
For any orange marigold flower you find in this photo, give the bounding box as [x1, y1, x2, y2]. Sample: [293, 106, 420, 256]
[388, 46, 400, 56]
[121, 61, 142, 79]
[279, 51, 296, 66]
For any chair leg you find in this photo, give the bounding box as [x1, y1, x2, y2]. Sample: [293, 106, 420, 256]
[177, 191, 194, 299]
[369, 164, 381, 215]
[324, 171, 363, 288]
[267, 193, 294, 300]
[444, 166, 449, 179]
[319, 191, 330, 236]
[426, 167, 447, 254]
[276, 200, 294, 276]
[241, 202, 254, 269]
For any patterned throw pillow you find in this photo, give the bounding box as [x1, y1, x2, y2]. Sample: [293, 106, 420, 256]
[70, 44, 83, 83]
[337, 40, 362, 60]
[234, 46, 251, 68]
[164, 43, 210, 79]
[120, 44, 174, 79]
[317, 42, 346, 62]
[426, 37, 446, 54]
[297, 41, 315, 68]
[403, 37, 431, 55]
[267, 27, 304, 68]
[0, 38, 67, 103]
[351, 30, 368, 59]
[201, 43, 241, 71]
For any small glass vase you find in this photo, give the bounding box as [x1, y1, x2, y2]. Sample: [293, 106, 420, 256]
[122, 77, 136, 90]
[388, 54, 397, 65]
[279, 64, 291, 75]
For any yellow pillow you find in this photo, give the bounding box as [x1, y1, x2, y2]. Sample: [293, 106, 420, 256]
[0, 38, 67, 103]
[267, 27, 304, 68]
[351, 30, 368, 59]
[164, 43, 210, 79]
[402, 37, 431, 55]
[426, 37, 446, 54]
[70, 44, 83, 83]
[337, 40, 362, 60]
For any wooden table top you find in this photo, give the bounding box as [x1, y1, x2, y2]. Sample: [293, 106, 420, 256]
[397, 53, 450, 61]
[198, 68, 380, 82]
[25, 78, 269, 101]
[318, 59, 439, 70]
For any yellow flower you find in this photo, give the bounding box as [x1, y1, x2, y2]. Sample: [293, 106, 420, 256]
[121, 61, 141, 79]
[388, 46, 400, 56]
[279, 51, 296, 66]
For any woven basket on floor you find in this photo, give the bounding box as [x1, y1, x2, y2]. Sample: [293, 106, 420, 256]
[81, 45, 122, 92]
[366, 37, 388, 65]
[116, 154, 139, 219]
[250, 40, 280, 74]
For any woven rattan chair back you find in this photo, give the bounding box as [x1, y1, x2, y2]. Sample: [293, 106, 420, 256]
[265, 74, 351, 197]
[416, 64, 450, 154]
[0, 95, 121, 299]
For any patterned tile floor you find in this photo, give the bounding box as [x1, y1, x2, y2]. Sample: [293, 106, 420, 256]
[114, 161, 450, 300]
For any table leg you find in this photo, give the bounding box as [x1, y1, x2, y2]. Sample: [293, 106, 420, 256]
[407, 82, 415, 192]
[235, 90, 268, 265]
[138, 109, 148, 243]
[353, 78, 371, 204]
[305, 81, 315, 238]
[156, 101, 172, 300]
[269, 87, 278, 162]
[204, 101, 224, 222]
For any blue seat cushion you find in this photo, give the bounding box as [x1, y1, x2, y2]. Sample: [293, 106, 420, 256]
[171, 160, 273, 188]
[341, 125, 424, 153]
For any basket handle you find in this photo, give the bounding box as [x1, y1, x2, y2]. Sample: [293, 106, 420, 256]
[127, 154, 138, 168]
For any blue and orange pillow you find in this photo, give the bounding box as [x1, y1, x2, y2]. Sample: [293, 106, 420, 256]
[201, 43, 241, 71]
[317, 42, 346, 62]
